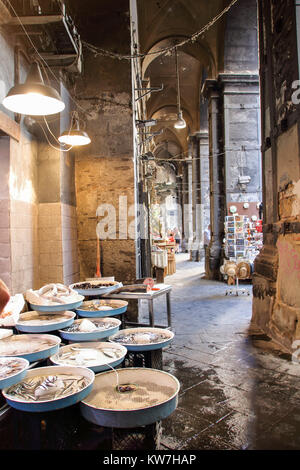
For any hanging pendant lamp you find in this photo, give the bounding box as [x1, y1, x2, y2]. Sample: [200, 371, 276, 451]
[174, 110, 186, 129]
[174, 47, 186, 130]
[3, 62, 65, 116]
[58, 115, 91, 146]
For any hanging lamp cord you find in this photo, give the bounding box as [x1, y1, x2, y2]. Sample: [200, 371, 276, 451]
[175, 47, 181, 114]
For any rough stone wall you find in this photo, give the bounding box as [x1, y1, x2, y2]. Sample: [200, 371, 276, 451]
[75, 154, 136, 282]
[73, 45, 136, 283]
[224, 0, 259, 73]
[222, 75, 262, 205]
[204, 0, 261, 279]
[252, 0, 300, 352]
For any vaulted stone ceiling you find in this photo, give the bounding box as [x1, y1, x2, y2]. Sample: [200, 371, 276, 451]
[66, 0, 231, 167]
[137, 0, 230, 165]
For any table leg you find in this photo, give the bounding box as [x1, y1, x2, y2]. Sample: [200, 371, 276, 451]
[148, 299, 154, 327]
[166, 292, 172, 327]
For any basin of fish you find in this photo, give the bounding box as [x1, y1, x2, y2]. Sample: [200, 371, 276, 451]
[70, 280, 122, 297]
[0, 334, 61, 362]
[59, 318, 121, 342]
[109, 327, 174, 351]
[0, 356, 29, 389]
[80, 368, 180, 428]
[2, 365, 95, 412]
[50, 341, 127, 372]
[15, 311, 75, 333]
[75, 299, 128, 318]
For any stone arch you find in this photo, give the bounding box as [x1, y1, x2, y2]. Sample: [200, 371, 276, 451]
[142, 36, 216, 80]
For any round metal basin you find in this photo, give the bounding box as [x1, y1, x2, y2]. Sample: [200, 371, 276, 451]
[59, 317, 121, 342]
[76, 299, 128, 318]
[109, 327, 174, 351]
[70, 281, 122, 297]
[80, 367, 180, 428]
[2, 366, 95, 412]
[29, 296, 84, 312]
[0, 356, 30, 389]
[50, 341, 127, 373]
[15, 311, 75, 333]
[0, 334, 61, 362]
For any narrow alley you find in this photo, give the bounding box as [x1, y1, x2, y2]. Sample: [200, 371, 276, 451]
[140, 254, 300, 450]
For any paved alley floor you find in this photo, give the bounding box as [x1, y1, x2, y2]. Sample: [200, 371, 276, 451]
[140, 253, 300, 450]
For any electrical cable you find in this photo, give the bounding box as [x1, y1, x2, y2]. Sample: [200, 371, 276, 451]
[82, 0, 239, 60]
[5, 0, 88, 116]
[141, 146, 261, 162]
[6, 0, 245, 157]
[43, 114, 77, 149]
[38, 121, 73, 153]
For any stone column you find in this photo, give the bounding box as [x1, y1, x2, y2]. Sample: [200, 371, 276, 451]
[203, 79, 225, 279]
[186, 158, 193, 253]
[190, 135, 201, 261]
[181, 162, 189, 252]
[198, 130, 210, 261]
[176, 174, 183, 244]
[219, 73, 261, 210]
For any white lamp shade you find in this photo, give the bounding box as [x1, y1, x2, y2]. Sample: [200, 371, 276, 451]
[2, 63, 65, 116]
[174, 110, 186, 129]
[58, 129, 91, 146]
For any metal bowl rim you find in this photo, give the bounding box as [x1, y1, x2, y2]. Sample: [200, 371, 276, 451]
[16, 310, 76, 326]
[0, 356, 30, 382]
[2, 365, 95, 404]
[0, 334, 62, 357]
[77, 299, 128, 310]
[81, 367, 180, 412]
[109, 327, 174, 346]
[58, 317, 121, 334]
[50, 341, 128, 367]
[70, 282, 121, 292]
[29, 295, 84, 310]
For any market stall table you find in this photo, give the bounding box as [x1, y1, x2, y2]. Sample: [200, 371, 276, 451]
[105, 284, 172, 329]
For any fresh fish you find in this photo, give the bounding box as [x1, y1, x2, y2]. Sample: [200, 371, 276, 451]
[6, 374, 88, 402]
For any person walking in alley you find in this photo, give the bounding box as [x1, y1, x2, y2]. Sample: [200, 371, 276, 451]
[174, 227, 181, 252]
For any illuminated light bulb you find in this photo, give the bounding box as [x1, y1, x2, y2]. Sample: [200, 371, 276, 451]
[58, 129, 91, 146]
[174, 110, 186, 129]
[3, 63, 65, 116]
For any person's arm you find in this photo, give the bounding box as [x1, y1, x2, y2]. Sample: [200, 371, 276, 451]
[0, 279, 10, 315]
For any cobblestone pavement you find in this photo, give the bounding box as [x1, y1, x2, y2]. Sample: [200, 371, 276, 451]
[140, 253, 300, 450]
